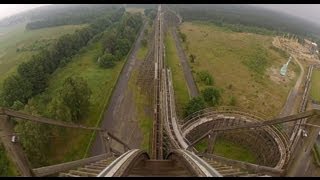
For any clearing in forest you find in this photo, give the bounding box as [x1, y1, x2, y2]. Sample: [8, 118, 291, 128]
[180, 21, 300, 118]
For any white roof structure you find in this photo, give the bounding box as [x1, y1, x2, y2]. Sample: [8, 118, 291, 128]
[311, 42, 318, 47]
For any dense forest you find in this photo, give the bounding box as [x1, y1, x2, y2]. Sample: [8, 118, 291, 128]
[169, 4, 320, 43]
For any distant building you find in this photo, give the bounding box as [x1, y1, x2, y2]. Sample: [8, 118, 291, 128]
[305, 40, 318, 54]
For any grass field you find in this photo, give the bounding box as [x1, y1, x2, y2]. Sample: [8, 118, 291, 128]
[0, 23, 87, 91]
[129, 70, 153, 152]
[180, 21, 298, 118]
[165, 30, 190, 118]
[126, 7, 145, 14]
[311, 70, 320, 102]
[195, 138, 257, 163]
[27, 39, 126, 164]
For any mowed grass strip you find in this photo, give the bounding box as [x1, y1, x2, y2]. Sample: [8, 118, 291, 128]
[129, 70, 153, 153]
[311, 70, 320, 102]
[165, 30, 190, 118]
[180, 22, 295, 118]
[30, 40, 126, 164]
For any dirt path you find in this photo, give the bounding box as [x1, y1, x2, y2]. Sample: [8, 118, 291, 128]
[279, 55, 305, 117]
[90, 21, 147, 156]
[171, 26, 199, 98]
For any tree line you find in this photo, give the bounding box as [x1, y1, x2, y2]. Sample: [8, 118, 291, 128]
[98, 12, 143, 68]
[1, 7, 125, 109]
[5, 10, 144, 168]
[170, 4, 320, 43]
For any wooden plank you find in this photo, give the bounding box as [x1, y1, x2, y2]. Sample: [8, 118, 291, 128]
[32, 153, 111, 177]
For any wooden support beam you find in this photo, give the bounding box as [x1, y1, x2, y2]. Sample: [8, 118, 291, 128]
[0, 115, 33, 176]
[32, 153, 111, 177]
[3, 108, 103, 131]
[188, 110, 320, 148]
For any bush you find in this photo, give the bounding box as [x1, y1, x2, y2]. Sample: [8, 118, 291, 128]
[201, 87, 221, 106]
[184, 96, 206, 118]
[197, 71, 214, 85]
[98, 53, 116, 68]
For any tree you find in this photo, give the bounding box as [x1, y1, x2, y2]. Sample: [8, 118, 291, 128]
[11, 101, 25, 110]
[2, 75, 33, 107]
[98, 53, 116, 68]
[184, 96, 205, 118]
[115, 38, 131, 57]
[15, 120, 51, 167]
[58, 76, 92, 122]
[201, 87, 221, 106]
[102, 30, 117, 54]
[47, 97, 72, 122]
[189, 54, 196, 63]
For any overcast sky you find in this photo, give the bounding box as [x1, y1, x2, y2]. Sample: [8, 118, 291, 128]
[0, 4, 320, 25]
[251, 4, 320, 25]
[0, 4, 48, 20]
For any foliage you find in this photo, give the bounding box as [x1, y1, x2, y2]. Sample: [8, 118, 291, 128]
[15, 120, 51, 167]
[197, 71, 214, 85]
[1, 75, 33, 107]
[0, 144, 10, 176]
[99, 12, 143, 66]
[47, 97, 72, 122]
[184, 96, 205, 118]
[189, 54, 196, 63]
[11, 100, 25, 110]
[56, 76, 91, 122]
[2, 8, 125, 108]
[201, 87, 221, 106]
[98, 53, 116, 68]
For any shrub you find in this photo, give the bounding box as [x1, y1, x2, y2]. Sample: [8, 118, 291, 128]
[184, 96, 206, 118]
[197, 71, 214, 85]
[201, 87, 221, 106]
[98, 53, 116, 68]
